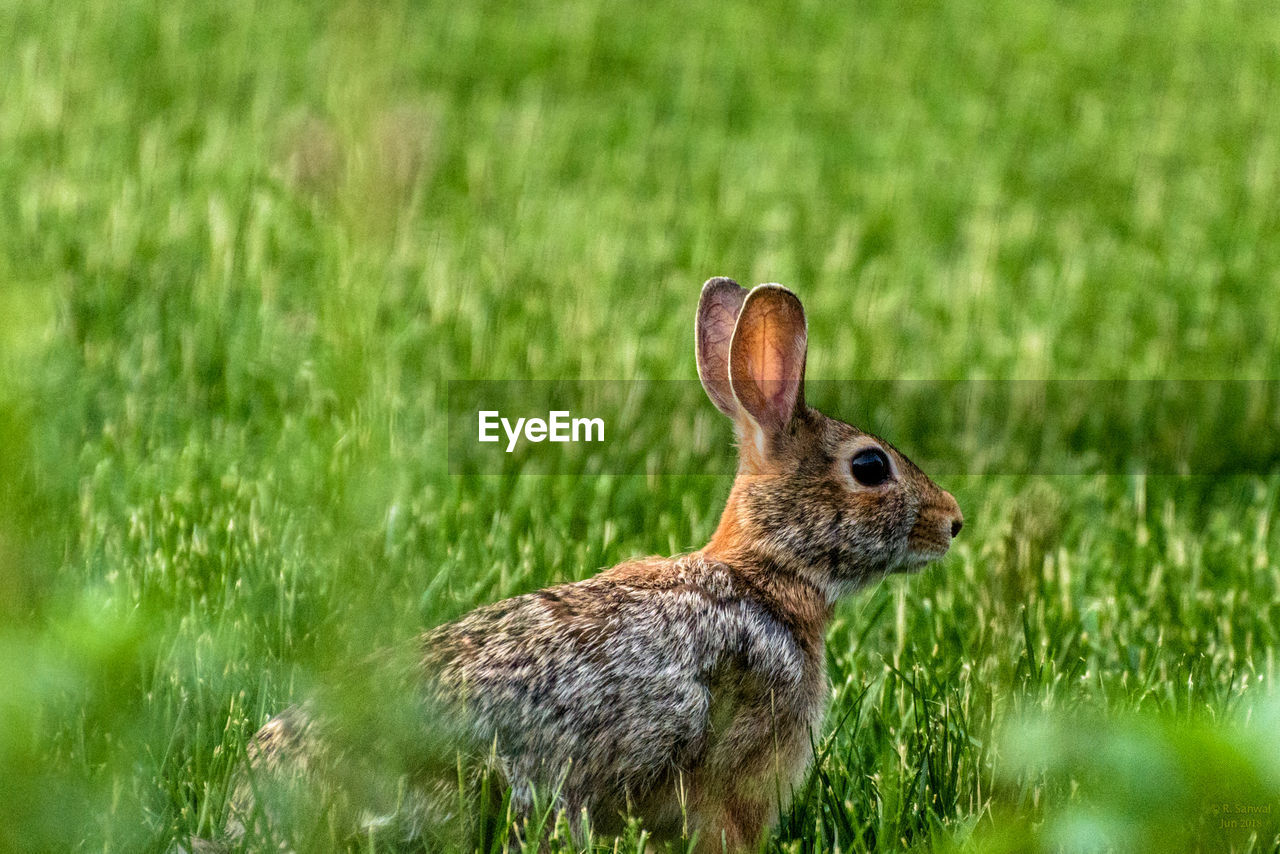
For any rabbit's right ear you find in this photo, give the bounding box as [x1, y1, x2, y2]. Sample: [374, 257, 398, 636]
[696, 277, 749, 418]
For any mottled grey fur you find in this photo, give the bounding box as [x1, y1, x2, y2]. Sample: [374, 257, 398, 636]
[420, 554, 827, 840]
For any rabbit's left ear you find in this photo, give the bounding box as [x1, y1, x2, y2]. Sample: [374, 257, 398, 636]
[729, 285, 808, 436]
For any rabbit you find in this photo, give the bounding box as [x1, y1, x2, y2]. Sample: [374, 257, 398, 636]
[190, 278, 963, 853]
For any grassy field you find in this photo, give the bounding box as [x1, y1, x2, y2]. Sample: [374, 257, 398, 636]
[2, 0, 1280, 851]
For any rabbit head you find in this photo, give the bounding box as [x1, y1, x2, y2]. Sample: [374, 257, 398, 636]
[696, 277, 962, 599]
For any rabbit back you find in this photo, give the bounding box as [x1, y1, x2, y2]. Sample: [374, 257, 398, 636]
[423, 553, 830, 839]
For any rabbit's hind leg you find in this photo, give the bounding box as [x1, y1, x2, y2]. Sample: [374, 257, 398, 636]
[689, 794, 769, 854]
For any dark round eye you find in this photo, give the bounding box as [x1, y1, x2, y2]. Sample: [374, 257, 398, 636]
[850, 447, 892, 486]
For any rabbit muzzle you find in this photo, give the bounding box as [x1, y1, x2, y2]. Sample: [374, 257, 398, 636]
[903, 489, 963, 568]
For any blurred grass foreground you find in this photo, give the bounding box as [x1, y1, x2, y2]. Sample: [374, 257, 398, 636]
[2, 0, 1280, 851]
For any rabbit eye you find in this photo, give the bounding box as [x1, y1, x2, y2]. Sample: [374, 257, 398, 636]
[850, 448, 891, 486]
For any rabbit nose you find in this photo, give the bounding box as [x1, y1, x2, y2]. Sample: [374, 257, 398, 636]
[938, 490, 963, 538]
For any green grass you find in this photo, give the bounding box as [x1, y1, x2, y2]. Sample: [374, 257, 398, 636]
[2, 0, 1280, 851]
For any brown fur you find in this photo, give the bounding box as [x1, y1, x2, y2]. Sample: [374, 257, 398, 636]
[204, 279, 963, 853]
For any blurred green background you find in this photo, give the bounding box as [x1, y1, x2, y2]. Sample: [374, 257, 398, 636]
[1, 0, 1278, 851]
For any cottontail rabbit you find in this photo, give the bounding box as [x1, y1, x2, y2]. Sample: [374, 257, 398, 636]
[195, 278, 962, 852]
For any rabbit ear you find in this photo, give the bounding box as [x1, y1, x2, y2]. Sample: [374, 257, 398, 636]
[729, 284, 808, 436]
[695, 277, 749, 418]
